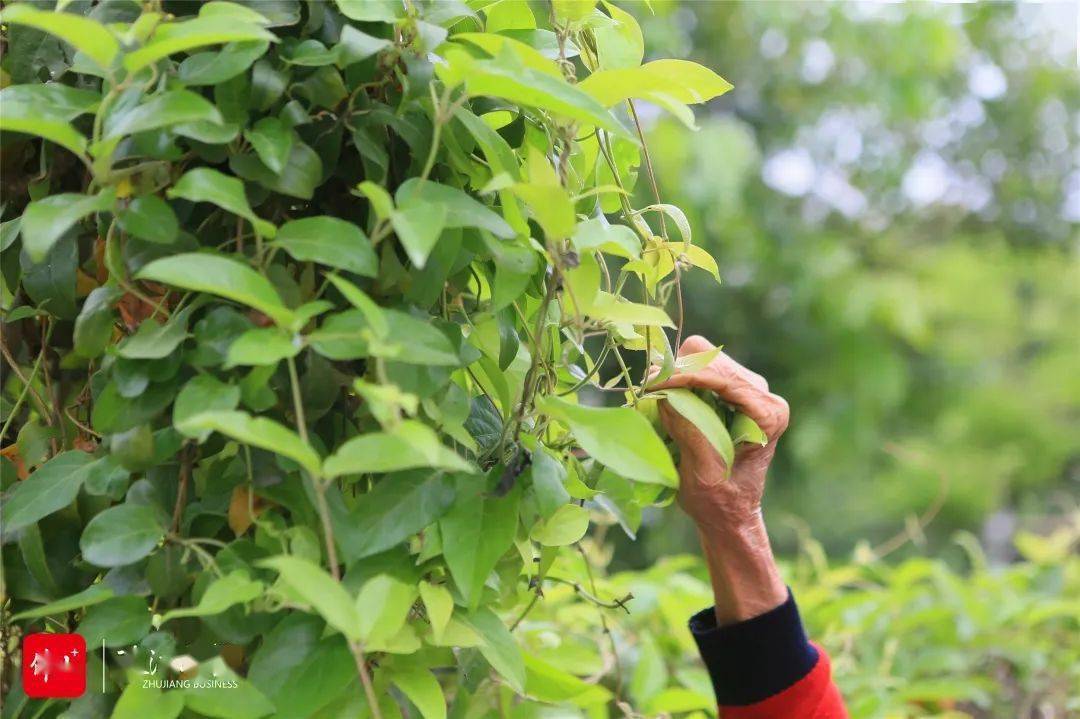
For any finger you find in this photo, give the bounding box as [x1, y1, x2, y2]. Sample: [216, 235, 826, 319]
[658, 401, 720, 461]
[677, 337, 769, 392]
[654, 360, 789, 440]
[678, 334, 715, 356]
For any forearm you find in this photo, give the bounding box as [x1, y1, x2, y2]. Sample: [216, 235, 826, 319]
[696, 514, 788, 625]
[690, 517, 849, 717]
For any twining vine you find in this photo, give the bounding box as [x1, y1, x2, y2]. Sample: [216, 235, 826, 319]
[0, 1, 733, 716]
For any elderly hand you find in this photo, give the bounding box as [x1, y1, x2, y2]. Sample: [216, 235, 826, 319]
[654, 335, 790, 623]
[654, 335, 791, 533]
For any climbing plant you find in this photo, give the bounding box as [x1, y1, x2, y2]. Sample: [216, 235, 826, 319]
[0, 1, 735, 716]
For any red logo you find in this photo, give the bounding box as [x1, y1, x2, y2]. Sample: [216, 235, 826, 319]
[22, 634, 86, 698]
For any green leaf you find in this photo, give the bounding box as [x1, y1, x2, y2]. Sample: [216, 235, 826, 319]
[112, 682, 185, 719]
[80, 503, 165, 567]
[323, 421, 472, 479]
[117, 195, 179, 245]
[589, 292, 675, 327]
[460, 607, 525, 693]
[661, 389, 734, 467]
[571, 218, 640, 259]
[332, 471, 455, 560]
[674, 346, 723, 374]
[645, 688, 716, 715]
[0, 84, 99, 158]
[179, 410, 322, 477]
[391, 202, 448, 268]
[578, 59, 732, 127]
[441, 475, 519, 609]
[160, 569, 263, 624]
[419, 580, 454, 642]
[354, 574, 417, 643]
[183, 658, 275, 719]
[259, 556, 360, 640]
[0, 4, 119, 71]
[583, 59, 732, 105]
[179, 40, 270, 86]
[124, 14, 277, 74]
[91, 380, 175, 434]
[593, 1, 643, 70]
[390, 668, 446, 719]
[173, 375, 241, 441]
[455, 33, 561, 76]
[230, 139, 323, 200]
[537, 396, 677, 487]
[524, 653, 612, 706]
[166, 168, 277, 238]
[354, 181, 394, 221]
[441, 46, 632, 141]
[675, 242, 722, 284]
[225, 327, 300, 367]
[110, 424, 156, 473]
[337, 25, 392, 65]
[116, 305, 195, 360]
[310, 309, 460, 365]
[247, 615, 326, 708]
[629, 632, 667, 705]
[0, 217, 20, 252]
[174, 119, 240, 145]
[553, 0, 597, 23]
[135, 253, 295, 327]
[21, 191, 114, 263]
[244, 117, 292, 174]
[103, 90, 224, 141]
[530, 449, 570, 518]
[336, 0, 402, 22]
[1, 451, 95, 537]
[21, 233, 78, 318]
[11, 583, 114, 621]
[530, 503, 589, 546]
[273, 216, 376, 276]
[282, 38, 338, 66]
[0, 101, 88, 156]
[0, 83, 100, 120]
[395, 179, 515, 239]
[77, 596, 151, 649]
[307, 310, 380, 360]
[512, 181, 576, 240]
[731, 412, 769, 446]
[83, 454, 131, 498]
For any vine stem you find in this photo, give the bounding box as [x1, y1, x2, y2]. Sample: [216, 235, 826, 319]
[105, 219, 171, 318]
[286, 356, 383, 719]
[0, 323, 54, 442]
[509, 591, 541, 632]
[495, 269, 559, 459]
[544, 575, 633, 613]
[0, 330, 54, 429]
[171, 445, 194, 533]
[576, 544, 627, 699]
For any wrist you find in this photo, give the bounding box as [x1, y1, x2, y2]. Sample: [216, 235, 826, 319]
[696, 515, 787, 625]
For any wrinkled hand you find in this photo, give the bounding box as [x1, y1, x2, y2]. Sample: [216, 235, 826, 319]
[654, 335, 790, 533]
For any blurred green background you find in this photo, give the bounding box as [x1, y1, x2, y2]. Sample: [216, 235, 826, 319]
[618, 0, 1079, 564]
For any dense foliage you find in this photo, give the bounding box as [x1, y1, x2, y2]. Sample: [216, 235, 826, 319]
[0, 1, 742, 717]
[2, 2, 1077, 719]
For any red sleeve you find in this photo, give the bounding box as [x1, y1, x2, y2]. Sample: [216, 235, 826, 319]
[689, 592, 848, 718]
[720, 645, 847, 719]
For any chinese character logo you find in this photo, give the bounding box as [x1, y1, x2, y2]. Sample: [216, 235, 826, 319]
[22, 634, 86, 699]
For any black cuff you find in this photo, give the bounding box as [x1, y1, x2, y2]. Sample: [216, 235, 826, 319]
[688, 589, 818, 706]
